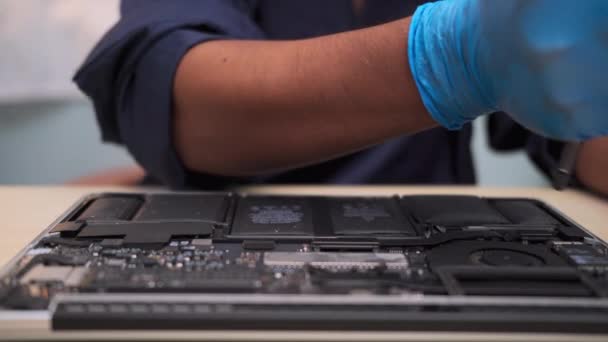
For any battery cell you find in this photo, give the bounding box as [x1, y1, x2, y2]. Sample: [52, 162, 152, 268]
[231, 196, 314, 236]
[329, 197, 414, 235]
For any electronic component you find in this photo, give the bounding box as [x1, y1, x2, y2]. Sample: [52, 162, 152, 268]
[263, 252, 408, 270]
[133, 194, 229, 223]
[83, 267, 262, 292]
[427, 241, 566, 269]
[100, 239, 124, 248]
[231, 197, 314, 236]
[191, 239, 212, 247]
[401, 196, 510, 226]
[20, 265, 73, 285]
[76, 196, 143, 221]
[328, 197, 415, 235]
[552, 242, 608, 272]
[77, 222, 214, 247]
[2, 192, 608, 335]
[492, 200, 559, 225]
[20, 265, 87, 287]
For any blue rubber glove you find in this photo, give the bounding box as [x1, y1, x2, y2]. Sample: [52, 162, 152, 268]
[408, 0, 608, 140]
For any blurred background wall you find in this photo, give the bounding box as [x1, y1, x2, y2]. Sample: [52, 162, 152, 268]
[0, 0, 134, 184]
[0, 0, 548, 186]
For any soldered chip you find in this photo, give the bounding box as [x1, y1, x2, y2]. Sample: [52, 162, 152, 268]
[263, 252, 408, 270]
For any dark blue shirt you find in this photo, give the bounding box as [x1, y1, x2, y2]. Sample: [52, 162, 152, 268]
[74, 0, 563, 190]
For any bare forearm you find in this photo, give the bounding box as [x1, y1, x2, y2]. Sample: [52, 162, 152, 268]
[576, 137, 608, 195]
[174, 17, 433, 176]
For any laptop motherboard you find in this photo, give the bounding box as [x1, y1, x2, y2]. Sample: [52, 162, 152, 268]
[1, 193, 607, 333]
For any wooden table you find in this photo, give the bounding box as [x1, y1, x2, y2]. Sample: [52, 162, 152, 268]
[1, 185, 607, 341]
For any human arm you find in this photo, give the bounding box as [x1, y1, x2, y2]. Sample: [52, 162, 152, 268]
[576, 137, 608, 195]
[67, 166, 146, 186]
[75, 0, 608, 188]
[174, 18, 433, 176]
[176, 0, 608, 178]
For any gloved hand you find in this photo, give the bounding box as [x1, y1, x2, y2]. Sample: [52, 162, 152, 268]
[408, 0, 608, 140]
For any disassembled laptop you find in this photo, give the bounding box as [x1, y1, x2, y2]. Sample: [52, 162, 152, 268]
[1, 193, 607, 333]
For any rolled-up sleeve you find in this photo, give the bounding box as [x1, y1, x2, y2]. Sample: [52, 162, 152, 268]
[74, 0, 264, 188]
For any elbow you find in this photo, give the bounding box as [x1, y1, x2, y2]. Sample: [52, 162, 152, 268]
[178, 148, 287, 178]
[176, 140, 277, 178]
[173, 108, 285, 177]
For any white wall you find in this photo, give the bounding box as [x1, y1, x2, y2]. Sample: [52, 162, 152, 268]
[472, 117, 549, 187]
[0, 0, 119, 101]
[0, 0, 133, 184]
[0, 101, 134, 184]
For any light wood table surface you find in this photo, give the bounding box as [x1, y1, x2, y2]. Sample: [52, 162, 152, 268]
[0, 185, 607, 342]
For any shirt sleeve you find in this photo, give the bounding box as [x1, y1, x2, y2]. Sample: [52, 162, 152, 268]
[73, 0, 264, 188]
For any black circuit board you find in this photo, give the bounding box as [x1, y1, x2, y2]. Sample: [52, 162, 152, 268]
[2, 193, 608, 310]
